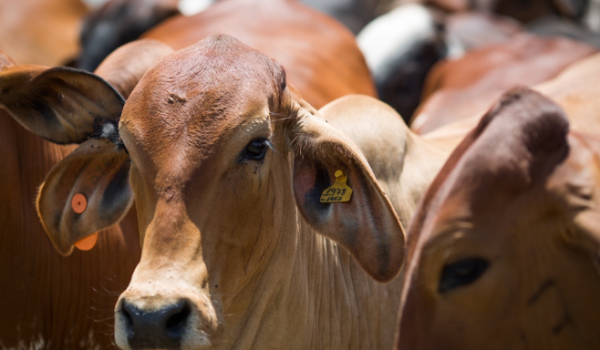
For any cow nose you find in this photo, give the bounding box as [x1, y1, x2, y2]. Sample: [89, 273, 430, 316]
[120, 299, 191, 350]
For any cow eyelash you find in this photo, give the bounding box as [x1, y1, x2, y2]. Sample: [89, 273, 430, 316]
[438, 257, 489, 293]
[239, 138, 273, 162]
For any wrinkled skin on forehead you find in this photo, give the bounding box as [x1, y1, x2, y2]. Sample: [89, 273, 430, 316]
[396, 87, 600, 350]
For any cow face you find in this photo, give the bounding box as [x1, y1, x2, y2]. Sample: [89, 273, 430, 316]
[28, 35, 404, 349]
[396, 88, 600, 349]
[114, 35, 293, 349]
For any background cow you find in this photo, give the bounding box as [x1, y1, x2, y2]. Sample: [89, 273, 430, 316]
[396, 87, 600, 350]
[76, 0, 376, 110]
[77, 0, 180, 71]
[0, 40, 171, 349]
[411, 32, 596, 133]
[0, 0, 87, 66]
[421, 51, 600, 140]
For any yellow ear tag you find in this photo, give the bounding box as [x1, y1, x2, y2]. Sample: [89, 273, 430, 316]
[320, 170, 353, 203]
[74, 232, 98, 251]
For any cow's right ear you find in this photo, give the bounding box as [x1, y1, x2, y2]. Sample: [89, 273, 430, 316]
[0, 64, 125, 144]
[37, 138, 133, 256]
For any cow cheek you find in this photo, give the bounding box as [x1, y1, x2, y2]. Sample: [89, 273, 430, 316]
[186, 165, 272, 283]
[436, 261, 513, 349]
[129, 165, 156, 244]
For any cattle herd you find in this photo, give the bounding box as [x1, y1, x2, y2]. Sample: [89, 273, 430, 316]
[1, 0, 600, 349]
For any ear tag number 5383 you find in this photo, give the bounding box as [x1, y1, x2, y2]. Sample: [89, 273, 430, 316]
[320, 170, 353, 203]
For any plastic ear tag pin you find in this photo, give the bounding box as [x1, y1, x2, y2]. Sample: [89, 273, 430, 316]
[320, 170, 353, 203]
[71, 193, 87, 214]
[74, 232, 98, 251]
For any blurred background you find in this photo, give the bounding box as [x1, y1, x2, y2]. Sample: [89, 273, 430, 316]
[2, 0, 598, 128]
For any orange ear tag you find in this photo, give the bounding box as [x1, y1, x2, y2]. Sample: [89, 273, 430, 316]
[74, 232, 98, 251]
[320, 170, 353, 203]
[71, 193, 87, 214]
[70, 193, 97, 251]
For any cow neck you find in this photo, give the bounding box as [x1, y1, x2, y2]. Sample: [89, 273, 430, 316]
[213, 159, 404, 349]
[288, 220, 404, 349]
[392, 132, 454, 229]
[217, 219, 404, 349]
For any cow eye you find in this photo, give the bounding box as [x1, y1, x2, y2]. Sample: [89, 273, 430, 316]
[243, 138, 269, 161]
[438, 258, 489, 293]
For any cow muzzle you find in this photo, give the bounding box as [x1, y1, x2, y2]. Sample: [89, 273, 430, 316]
[121, 298, 189, 349]
[115, 289, 219, 350]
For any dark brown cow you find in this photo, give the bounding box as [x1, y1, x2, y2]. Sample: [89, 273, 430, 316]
[395, 87, 600, 350]
[411, 32, 596, 134]
[357, 4, 446, 123]
[0, 40, 171, 349]
[424, 0, 589, 23]
[77, 0, 180, 71]
[16, 35, 462, 350]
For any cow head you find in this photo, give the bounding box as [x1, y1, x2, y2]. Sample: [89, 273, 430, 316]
[396, 87, 600, 349]
[25, 35, 404, 349]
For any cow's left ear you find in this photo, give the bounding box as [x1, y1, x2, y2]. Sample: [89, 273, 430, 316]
[291, 105, 405, 282]
[0, 65, 124, 144]
[37, 138, 133, 256]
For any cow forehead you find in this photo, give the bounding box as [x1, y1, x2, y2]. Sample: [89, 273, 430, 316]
[122, 34, 283, 126]
[119, 35, 285, 179]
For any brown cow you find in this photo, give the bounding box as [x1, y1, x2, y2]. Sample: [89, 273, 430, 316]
[395, 87, 600, 349]
[19, 35, 459, 349]
[142, 0, 377, 109]
[411, 32, 596, 134]
[421, 51, 600, 140]
[0, 40, 171, 349]
[0, 0, 87, 66]
[76, 0, 375, 110]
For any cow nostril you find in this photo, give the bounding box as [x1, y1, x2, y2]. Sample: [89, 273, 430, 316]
[121, 303, 135, 338]
[166, 302, 191, 339]
[119, 299, 191, 349]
